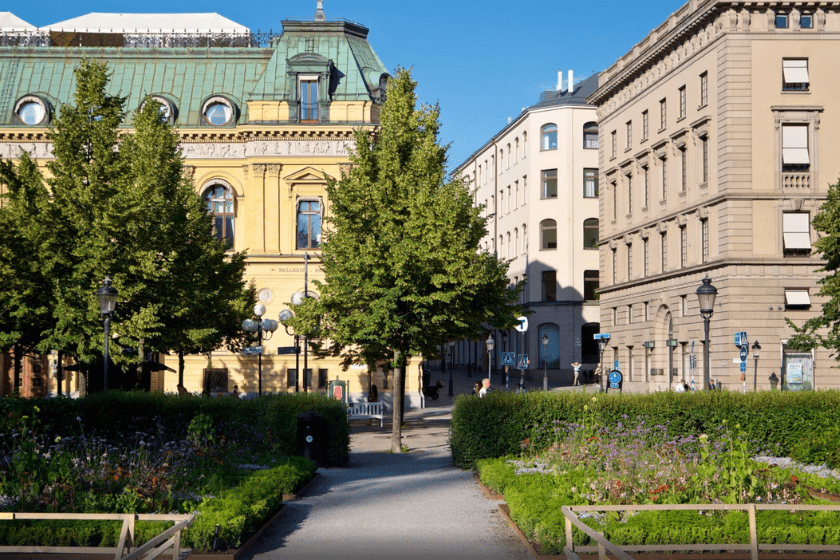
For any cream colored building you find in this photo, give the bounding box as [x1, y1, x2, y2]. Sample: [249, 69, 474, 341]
[455, 72, 601, 384]
[0, 10, 425, 407]
[588, 0, 840, 392]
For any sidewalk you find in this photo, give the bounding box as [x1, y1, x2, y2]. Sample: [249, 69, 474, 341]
[242, 405, 531, 560]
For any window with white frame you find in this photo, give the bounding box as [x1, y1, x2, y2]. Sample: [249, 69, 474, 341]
[680, 226, 687, 268]
[584, 122, 599, 149]
[642, 110, 649, 141]
[782, 124, 810, 171]
[541, 124, 558, 150]
[783, 212, 811, 255]
[626, 121, 632, 150]
[299, 77, 319, 121]
[297, 199, 322, 249]
[642, 165, 649, 208]
[643, 238, 649, 276]
[700, 72, 708, 106]
[783, 59, 809, 91]
[541, 169, 557, 199]
[701, 219, 709, 263]
[204, 184, 235, 247]
[679, 86, 687, 119]
[611, 130, 617, 159]
[540, 219, 557, 250]
[626, 173, 633, 215]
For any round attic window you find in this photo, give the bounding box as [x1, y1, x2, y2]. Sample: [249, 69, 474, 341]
[141, 96, 174, 122]
[202, 97, 235, 126]
[15, 96, 49, 126]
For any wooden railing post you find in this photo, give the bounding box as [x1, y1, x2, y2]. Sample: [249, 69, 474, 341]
[598, 533, 607, 560]
[748, 503, 758, 560]
[565, 513, 573, 554]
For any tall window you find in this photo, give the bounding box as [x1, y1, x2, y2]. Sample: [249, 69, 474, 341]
[204, 185, 234, 247]
[782, 124, 810, 171]
[584, 270, 599, 301]
[642, 110, 649, 140]
[538, 323, 560, 367]
[540, 219, 557, 250]
[584, 168, 599, 198]
[642, 165, 649, 208]
[680, 148, 687, 192]
[584, 122, 599, 149]
[700, 72, 708, 106]
[660, 156, 668, 199]
[542, 270, 557, 302]
[499, 189, 504, 215]
[783, 212, 811, 256]
[627, 243, 633, 279]
[523, 132, 527, 155]
[612, 181, 618, 220]
[626, 121, 632, 150]
[541, 169, 557, 198]
[660, 98, 667, 130]
[612, 249, 617, 284]
[514, 228, 519, 255]
[701, 136, 709, 183]
[583, 218, 599, 250]
[515, 138, 519, 162]
[541, 124, 558, 150]
[297, 200, 322, 249]
[514, 181, 519, 209]
[680, 226, 688, 268]
[643, 238, 649, 276]
[701, 219, 709, 263]
[661, 231, 668, 271]
[506, 143, 511, 168]
[611, 130, 617, 158]
[626, 174, 633, 215]
[679, 86, 687, 119]
[300, 79, 319, 121]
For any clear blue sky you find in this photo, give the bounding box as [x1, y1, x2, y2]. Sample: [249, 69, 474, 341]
[15, 0, 685, 168]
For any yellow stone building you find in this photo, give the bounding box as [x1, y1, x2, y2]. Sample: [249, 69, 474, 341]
[0, 9, 423, 406]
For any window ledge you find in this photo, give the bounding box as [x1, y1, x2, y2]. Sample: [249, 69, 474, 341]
[781, 89, 811, 94]
[625, 147, 632, 153]
[676, 116, 686, 123]
[660, 198, 668, 205]
[658, 127, 667, 134]
[698, 103, 708, 110]
[641, 137, 648, 144]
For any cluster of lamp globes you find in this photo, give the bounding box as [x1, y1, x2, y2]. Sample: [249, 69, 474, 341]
[242, 291, 315, 334]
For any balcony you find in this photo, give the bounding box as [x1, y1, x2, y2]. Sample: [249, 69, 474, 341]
[783, 171, 810, 190]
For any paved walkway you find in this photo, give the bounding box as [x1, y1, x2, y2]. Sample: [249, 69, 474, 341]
[242, 404, 531, 560]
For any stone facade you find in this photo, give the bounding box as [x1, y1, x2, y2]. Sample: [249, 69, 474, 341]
[588, 0, 839, 392]
[455, 73, 601, 385]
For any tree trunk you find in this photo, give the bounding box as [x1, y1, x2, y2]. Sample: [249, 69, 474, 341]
[391, 361, 403, 453]
[13, 345, 22, 397]
[178, 349, 185, 387]
[399, 360, 407, 427]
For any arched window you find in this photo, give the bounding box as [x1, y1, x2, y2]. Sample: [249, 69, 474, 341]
[499, 235, 503, 257]
[540, 219, 557, 250]
[507, 232, 511, 258]
[584, 218, 599, 250]
[204, 184, 235, 247]
[581, 323, 600, 362]
[539, 323, 560, 368]
[514, 138, 519, 162]
[523, 132, 528, 156]
[514, 228, 519, 256]
[584, 122, 599, 149]
[541, 124, 558, 150]
[297, 199, 322, 249]
[506, 143, 511, 168]
[499, 149, 504, 173]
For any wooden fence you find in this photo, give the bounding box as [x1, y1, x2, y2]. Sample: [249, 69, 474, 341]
[0, 512, 195, 559]
[561, 503, 840, 560]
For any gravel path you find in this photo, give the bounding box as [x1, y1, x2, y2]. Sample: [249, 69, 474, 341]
[241, 405, 530, 560]
[753, 456, 840, 481]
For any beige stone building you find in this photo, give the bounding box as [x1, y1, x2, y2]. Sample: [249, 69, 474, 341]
[588, 0, 840, 392]
[455, 72, 601, 384]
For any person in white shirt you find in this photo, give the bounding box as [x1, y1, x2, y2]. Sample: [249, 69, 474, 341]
[675, 380, 686, 393]
[479, 378, 492, 398]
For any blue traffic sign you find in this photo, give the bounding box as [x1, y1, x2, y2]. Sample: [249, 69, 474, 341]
[517, 354, 529, 369]
[594, 333, 611, 340]
[740, 361, 747, 373]
[739, 346, 748, 361]
[501, 352, 516, 367]
[614, 360, 620, 371]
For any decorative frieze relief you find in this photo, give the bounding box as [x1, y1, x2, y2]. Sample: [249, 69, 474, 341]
[0, 142, 53, 159]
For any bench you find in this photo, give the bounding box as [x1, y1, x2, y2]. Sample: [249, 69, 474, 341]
[347, 402, 386, 427]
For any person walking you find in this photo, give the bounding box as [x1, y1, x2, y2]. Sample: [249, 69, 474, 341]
[572, 362, 582, 386]
[479, 378, 492, 398]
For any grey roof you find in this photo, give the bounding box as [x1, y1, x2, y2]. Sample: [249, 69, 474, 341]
[41, 12, 249, 33]
[532, 74, 600, 109]
[0, 12, 35, 30]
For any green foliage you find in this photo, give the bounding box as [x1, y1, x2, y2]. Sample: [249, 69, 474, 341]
[790, 426, 840, 469]
[0, 59, 253, 390]
[451, 390, 840, 469]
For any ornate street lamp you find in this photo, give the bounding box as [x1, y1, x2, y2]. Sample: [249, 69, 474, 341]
[485, 334, 495, 384]
[752, 340, 761, 392]
[696, 275, 718, 391]
[597, 334, 610, 392]
[501, 331, 509, 388]
[96, 276, 118, 393]
[541, 332, 549, 392]
[242, 303, 278, 397]
[278, 309, 300, 392]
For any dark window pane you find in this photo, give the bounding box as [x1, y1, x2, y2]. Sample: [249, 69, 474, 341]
[311, 214, 321, 248]
[297, 215, 309, 249]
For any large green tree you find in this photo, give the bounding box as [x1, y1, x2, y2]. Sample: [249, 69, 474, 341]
[788, 180, 840, 359]
[294, 69, 518, 451]
[0, 60, 253, 391]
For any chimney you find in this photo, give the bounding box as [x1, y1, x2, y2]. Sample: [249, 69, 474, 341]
[315, 0, 325, 21]
[556, 70, 563, 91]
[568, 70, 575, 94]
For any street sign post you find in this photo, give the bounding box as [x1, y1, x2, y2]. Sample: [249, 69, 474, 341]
[517, 354, 529, 370]
[502, 352, 516, 367]
[242, 346, 263, 355]
[515, 316, 529, 333]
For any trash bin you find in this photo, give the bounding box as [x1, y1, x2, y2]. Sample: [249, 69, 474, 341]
[297, 411, 325, 467]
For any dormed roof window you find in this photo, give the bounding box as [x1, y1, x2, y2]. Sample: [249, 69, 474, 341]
[14, 95, 51, 126]
[201, 96, 236, 126]
[140, 95, 176, 123]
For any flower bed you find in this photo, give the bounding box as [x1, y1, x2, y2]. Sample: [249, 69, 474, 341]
[475, 397, 840, 554]
[0, 392, 340, 550]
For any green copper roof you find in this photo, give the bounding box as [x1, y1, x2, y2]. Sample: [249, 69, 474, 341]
[0, 18, 388, 127]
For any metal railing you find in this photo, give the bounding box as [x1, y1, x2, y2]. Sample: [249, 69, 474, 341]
[561, 503, 840, 560]
[0, 512, 195, 559]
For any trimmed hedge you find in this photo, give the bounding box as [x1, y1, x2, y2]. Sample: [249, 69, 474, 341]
[0, 391, 349, 466]
[451, 390, 840, 469]
[0, 456, 316, 551]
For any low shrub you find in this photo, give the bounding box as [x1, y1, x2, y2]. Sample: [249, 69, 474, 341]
[790, 426, 840, 469]
[452, 390, 840, 469]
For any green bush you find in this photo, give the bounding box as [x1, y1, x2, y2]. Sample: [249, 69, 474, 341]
[0, 457, 316, 551]
[452, 390, 840, 469]
[790, 426, 840, 469]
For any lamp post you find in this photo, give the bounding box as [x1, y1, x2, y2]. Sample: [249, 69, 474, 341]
[541, 332, 549, 392]
[242, 303, 278, 397]
[278, 309, 300, 392]
[752, 340, 761, 392]
[485, 334, 495, 384]
[501, 331, 509, 389]
[597, 334, 610, 392]
[448, 344, 454, 397]
[96, 276, 118, 393]
[696, 275, 718, 391]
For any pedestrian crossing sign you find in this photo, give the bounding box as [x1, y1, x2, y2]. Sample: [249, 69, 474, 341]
[517, 354, 529, 369]
[502, 352, 516, 367]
